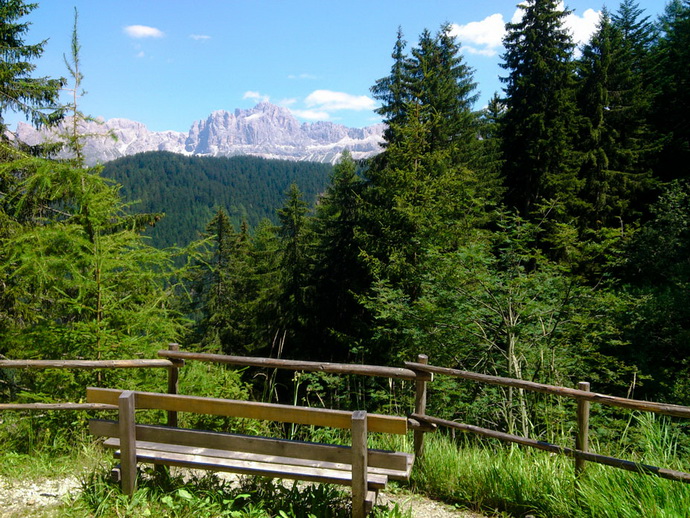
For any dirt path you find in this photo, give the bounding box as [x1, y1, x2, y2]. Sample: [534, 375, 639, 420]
[379, 490, 486, 517]
[0, 475, 81, 517]
[0, 474, 486, 517]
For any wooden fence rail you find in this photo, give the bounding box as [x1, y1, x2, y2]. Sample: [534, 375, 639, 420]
[404, 361, 690, 419]
[0, 344, 182, 417]
[158, 349, 430, 381]
[3, 347, 690, 486]
[0, 359, 176, 370]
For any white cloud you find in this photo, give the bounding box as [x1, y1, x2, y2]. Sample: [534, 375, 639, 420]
[511, 4, 527, 24]
[304, 90, 375, 112]
[135, 50, 146, 59]
[124, 25, 164, 38]
[566, 7, 600, 46]
[450, 13, 505, 57]
[243, 91, 271, 103]
[190, 34, 211, 41]
[279, 98, 298, 107]
[291, 109, 330, 121]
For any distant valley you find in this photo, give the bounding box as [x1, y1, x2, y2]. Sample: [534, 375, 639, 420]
[15, 102, 385, 166]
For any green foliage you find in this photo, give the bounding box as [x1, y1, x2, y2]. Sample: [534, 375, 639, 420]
[306, 151, 371, 360]
[186, 210, 261, 354]
[615, 180, 690, 401]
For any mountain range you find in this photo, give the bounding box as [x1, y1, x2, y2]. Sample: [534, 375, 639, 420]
[14, 102, 385, 165]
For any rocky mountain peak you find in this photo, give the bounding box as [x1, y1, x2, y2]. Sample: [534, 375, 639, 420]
[11, 102, 385, 165]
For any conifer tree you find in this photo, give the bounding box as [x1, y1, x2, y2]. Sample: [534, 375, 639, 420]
[308, 151, 370, 360]
[371, 27, 410, 148]
[576, 3, 657, 228]
[500, 0, 579, 216]
[276, 183, 312, 357]
[652, 0, 690, 180]
[0, 0, 64, 136]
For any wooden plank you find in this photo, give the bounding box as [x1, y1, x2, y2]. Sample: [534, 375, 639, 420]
[119, 391, 137, 496]
[351, 411, 368, 518]
[157, 350, 430, 381]
[89, 420, 412, 476]
[1, 403, 118, 411]
[110, 447, 389, 489]
[405, 362, 690, 419]
[101, 438, 409, 480]
[0, 359, 174, 370]
[411, 413, 690, 484]
[86, 388, 408, 435]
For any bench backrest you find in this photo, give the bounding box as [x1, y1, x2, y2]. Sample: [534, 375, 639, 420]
[86, 387, 408, 435]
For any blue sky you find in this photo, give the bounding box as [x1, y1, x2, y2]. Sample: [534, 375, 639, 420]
[7, 0, 669, 132]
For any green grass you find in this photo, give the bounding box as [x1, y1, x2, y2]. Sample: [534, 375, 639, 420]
[412, 414, 690, 517]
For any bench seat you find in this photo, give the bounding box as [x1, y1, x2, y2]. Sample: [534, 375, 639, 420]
[90, 420, 413, 484]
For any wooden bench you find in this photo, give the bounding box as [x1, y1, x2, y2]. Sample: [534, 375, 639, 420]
[87, 387, 413, 518]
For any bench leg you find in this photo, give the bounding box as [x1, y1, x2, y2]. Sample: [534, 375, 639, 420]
[352, 410, 368, 518]
[119, 390, 137, 496]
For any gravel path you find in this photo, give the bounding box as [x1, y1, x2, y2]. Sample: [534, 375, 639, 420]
[378, 491, 485, 518]
[0, 474, 485, 517]
[0, 475, 81, 517]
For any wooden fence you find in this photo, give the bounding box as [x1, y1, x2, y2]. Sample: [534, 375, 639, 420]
[1, 346, 689, 484]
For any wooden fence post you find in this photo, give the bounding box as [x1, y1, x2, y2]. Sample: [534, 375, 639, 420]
[118, 390, 137, 496]
[351, 410, 368, 518]
[576, 381, 591, 475]
[414, 354, 429, 459]
[167, 343, 180, 427]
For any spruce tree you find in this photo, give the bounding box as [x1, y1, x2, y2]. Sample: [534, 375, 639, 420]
[0, 0, 64, 136]
[500, 0, 579, 216]
[276, 183, 312, 357]
[308, 151, 370, 360]
[576, 4, 657, 229]
[371, 27, 411, 148]
[652, 0, 690, 180]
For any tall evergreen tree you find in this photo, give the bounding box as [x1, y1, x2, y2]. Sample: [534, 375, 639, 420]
[371, 27, 410, 148]
[652, 0, 690, 180]
[0, 0, 64, 136]
[360, 26, 491, 361]
[576, 3, 657, 229]
[308, 151, 370, 360]
[500, 0, 579, 217]
[406, 24, 479, 159]
[276, 183, 312, 357]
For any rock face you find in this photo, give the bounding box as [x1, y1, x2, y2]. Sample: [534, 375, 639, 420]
[14, 102, 385, 165]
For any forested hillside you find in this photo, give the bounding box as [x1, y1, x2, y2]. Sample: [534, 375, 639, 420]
[101, 152, 333, 248]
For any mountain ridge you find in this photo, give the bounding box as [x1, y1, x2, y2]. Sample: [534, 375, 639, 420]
[14, 102, 385, 165]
